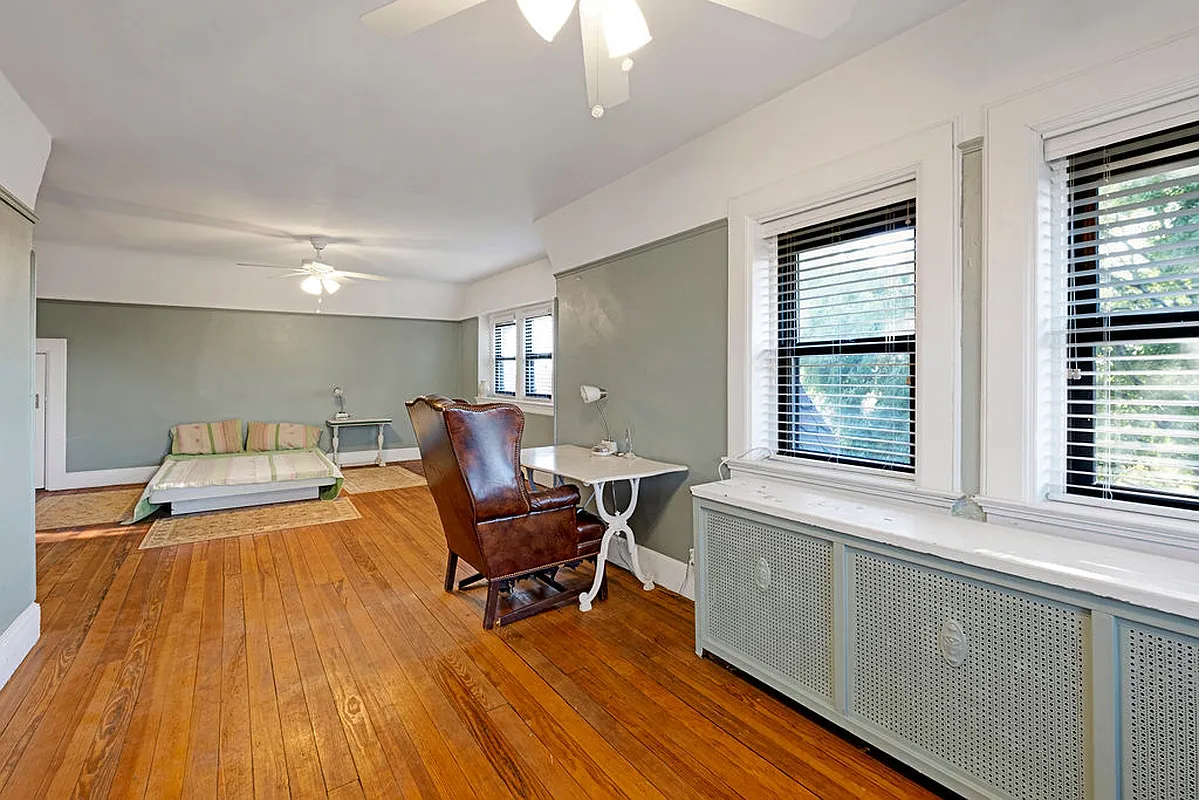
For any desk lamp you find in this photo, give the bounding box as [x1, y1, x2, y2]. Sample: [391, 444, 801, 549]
[579, 384, 616, 455]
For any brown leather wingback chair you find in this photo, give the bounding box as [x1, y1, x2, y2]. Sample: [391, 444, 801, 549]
[406, 395, 606, 629]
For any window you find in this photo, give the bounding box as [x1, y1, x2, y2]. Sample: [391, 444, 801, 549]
[1056, 119, 1199, 511]
[773, 197, 917, 471]
[489, 304, 554, 402]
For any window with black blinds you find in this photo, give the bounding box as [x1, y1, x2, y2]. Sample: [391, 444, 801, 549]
[493, 321, 517, 396]
[524, 312, 554, 399]
[775, 198, 916, 471]
[1063, 119, 1199, 510]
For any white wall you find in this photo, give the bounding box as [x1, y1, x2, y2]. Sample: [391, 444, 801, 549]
[36, 241, 466, 320]
[459, 258, 556, 318]
[0, 71, 50, 209]
[535, 0, 1199, 271]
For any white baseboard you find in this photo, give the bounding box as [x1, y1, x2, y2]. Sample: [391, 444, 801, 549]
[44, 446, 424, 491]
[336, 446, 421, 467]
[0, 603, 40, 691]
[608, 541, 695, 601]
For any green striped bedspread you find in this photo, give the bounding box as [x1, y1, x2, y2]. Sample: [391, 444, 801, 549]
[128, 448, 343, 523]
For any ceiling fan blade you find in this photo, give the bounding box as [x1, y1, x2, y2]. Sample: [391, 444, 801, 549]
[267, 271, 310, 279]
[361, 0, 489, 38]
[237, 262, 297, 270]
[581, 7, 629, 112]
[331, 270, 391, 282]
[706, 0, 857, 38]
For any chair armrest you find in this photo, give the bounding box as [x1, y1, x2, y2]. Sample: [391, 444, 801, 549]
[528, 485, 580, 513]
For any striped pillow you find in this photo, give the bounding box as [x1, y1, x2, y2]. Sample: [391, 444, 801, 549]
[170, 419, 243, 455]
[246, 421, 322, 452]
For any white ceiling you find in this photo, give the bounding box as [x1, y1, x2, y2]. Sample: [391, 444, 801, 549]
[0, 0, 966, 283]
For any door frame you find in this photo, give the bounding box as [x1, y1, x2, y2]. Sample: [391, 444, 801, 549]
[34, 338, 66, 490]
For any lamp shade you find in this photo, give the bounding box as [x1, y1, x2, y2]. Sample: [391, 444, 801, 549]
[601, 0, 651, 58]
[321, 277, 341, 294]
[517, 0, 576, 42]
[580, 384, 607, 404]
[300, 275, 323, 296]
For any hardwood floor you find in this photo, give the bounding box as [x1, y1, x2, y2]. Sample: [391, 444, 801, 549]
[12, 484, 946, 799]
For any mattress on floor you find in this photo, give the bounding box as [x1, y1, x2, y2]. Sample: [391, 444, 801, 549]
[129, 448, 343, 522]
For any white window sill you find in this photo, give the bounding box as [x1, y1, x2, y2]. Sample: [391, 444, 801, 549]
[727, 456, 961, 512]
[976, 494, 1199, 556]
[692, 476, 1199, 621]
[476, 396, 555, 417]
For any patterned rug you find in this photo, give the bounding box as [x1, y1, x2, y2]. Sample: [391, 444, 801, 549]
[341, 465, 427, 494]
[139, 497, 360, 550]
[36, 487, 143, 531]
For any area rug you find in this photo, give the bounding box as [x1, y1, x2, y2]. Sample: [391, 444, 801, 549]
[341, 465, 427, 494]
[36, 487, 143, 531]
[138, 497, 360, 550]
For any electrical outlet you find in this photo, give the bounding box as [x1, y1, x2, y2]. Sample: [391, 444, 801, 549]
[688, 547, 695, 566]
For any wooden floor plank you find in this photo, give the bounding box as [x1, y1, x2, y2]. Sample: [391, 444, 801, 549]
[182, 539, 224, 799]
[239, 536, 291, 800]
[254, 535, 328, 799]
[4, 486, 950, 800]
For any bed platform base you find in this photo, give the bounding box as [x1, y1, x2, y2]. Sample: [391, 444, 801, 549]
[150, 476, 336, 516]
[168, 486, 322, 515]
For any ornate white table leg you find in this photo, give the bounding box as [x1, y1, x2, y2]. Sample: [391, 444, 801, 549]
[376, 423, 386, 466]
[579, 477, 653, 612]
[331, 426, 341, 467]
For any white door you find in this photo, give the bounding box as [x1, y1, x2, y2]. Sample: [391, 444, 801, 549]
[34, 352, 46, 490]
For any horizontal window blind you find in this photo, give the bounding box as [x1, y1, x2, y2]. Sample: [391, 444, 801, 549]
[774, 197, 917, 471]
[493, 320, 517, 396]
[524, 312, 554, 399]
[1057, 118, 1199, 510]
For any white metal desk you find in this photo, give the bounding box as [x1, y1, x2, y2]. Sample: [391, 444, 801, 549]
[520, 444, 687, 612]
[326, 416, 391, 467]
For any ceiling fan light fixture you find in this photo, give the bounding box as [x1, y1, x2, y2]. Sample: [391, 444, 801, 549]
[601, 0, 651, 57]
[321, 277, 342, 294]
[300, 275, 324, 296]
[517, 0, 576, 42]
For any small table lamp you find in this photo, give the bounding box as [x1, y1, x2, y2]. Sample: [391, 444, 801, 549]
[580, 384, 615, 454]
[333, 386, 350, 420]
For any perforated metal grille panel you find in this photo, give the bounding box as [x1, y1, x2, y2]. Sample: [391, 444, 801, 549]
[850, 551, 1087, 800]
[702, 511, 834, 701]
[1121, 624, 1199, 800]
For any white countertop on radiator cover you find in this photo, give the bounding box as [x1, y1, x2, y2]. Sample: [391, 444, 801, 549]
[692, 477, 1199, 622]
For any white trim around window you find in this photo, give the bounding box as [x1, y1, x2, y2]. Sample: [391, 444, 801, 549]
[478, 300, 555, 414]
[726, 121, 962, 505]
[981, 28, 1199, 551]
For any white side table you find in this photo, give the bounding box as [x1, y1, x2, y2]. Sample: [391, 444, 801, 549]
[520, 444, 687, 612]
[326, 416, 392, 467]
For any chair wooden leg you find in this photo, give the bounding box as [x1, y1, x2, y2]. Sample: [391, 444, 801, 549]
[444, 551, 459, 592]
[598, 573, 609, 602]
[483, 583, 501, 630]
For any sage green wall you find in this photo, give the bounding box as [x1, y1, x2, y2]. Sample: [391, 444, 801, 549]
[0, 203, 36, 634]
[521, 414, 555, 449]
[37, 301, 462, 471]
[960, 142, 984, 497]
[457, 317, 479, 400]
[556, 222, 728, 562]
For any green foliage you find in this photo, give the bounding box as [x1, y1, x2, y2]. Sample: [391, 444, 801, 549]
[1086, 165, 1199, 498]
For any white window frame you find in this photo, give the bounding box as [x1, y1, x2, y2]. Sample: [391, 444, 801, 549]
[479, 301, 555, 416]
[726, 122, 962, 508]
[980, 31, 1199, 551]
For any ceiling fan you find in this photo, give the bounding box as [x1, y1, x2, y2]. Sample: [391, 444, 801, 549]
[362, 0, 858, 118]
[237, 236, 391, 297]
